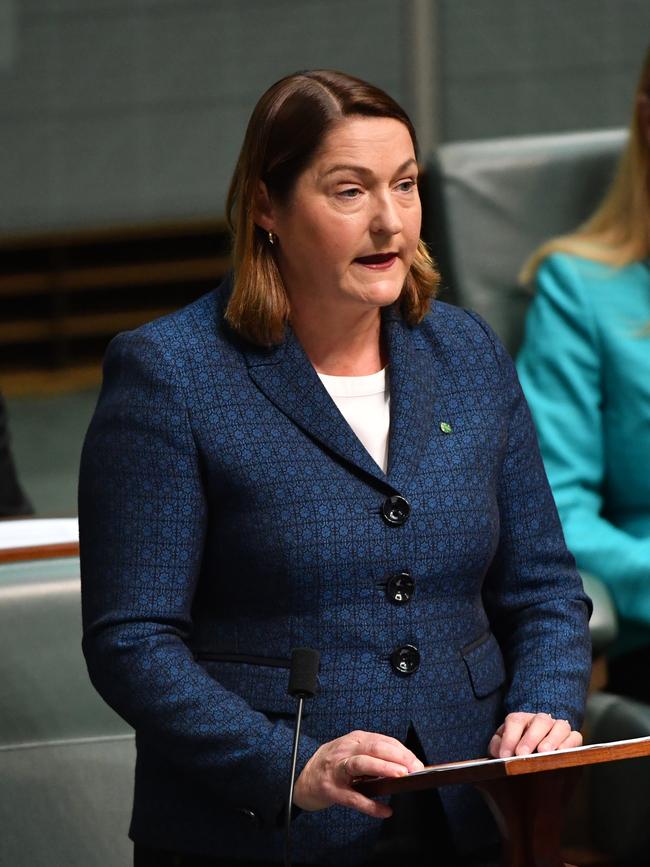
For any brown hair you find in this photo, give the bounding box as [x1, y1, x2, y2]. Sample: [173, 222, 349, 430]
[226, 69, 438, 346]
[521, 46, 650, 283]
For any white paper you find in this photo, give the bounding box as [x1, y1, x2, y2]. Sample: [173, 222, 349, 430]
[0, 518, 79, 551]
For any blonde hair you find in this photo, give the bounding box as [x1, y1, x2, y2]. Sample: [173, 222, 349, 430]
[521, 47, 650, 284]
[226, 70, 438, 346]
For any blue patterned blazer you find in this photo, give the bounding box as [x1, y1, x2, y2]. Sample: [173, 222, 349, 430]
[79, 276, 591, 865]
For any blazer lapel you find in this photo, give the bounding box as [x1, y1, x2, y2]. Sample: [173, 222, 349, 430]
[244, 326, 390, 486]
[383, 307, 438, 492]
[242, 303, 439, 493]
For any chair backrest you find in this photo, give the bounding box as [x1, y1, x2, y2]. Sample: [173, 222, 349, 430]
[0, 736, 136, 867]
[0, 554, 135, 867]
[423, 128, 627, 356]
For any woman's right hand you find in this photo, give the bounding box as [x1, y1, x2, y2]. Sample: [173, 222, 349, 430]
[292, 730, 425, 818]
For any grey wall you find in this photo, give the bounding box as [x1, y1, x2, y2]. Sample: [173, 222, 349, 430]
[438, 0, 650, 141]
[1, 0, 649, 236]
[0, 0, 409, 234]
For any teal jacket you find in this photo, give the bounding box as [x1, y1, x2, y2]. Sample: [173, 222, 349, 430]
[517, 252, 650, 654]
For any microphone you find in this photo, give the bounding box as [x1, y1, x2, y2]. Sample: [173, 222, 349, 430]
[288, 647, 320, 700]
[284, 647, 320, 867]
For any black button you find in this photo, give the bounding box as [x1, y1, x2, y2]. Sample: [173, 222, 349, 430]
[386, 571, 415, 604]
[390, 644, 420, 675]
[382, 495, 411, 526]
[235, 807, 261, 828]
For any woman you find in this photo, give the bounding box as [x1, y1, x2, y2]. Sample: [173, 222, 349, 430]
[517, 48, 650, 699]
[80, 70, 590, 867]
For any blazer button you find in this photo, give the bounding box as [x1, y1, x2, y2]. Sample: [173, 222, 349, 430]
[386, 572, 415, 604]
[382, 495, 411, 526]
[235, 807, 261, 828]
[390, 644, 420, 675]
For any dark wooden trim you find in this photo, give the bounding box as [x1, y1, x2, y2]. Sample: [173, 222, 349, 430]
[0, 307, 178, 343]
[0, 255, 231, 299]
[0, 542, 80, 564]
[0, 217, 229, 250]
[0, 219, 232, 378]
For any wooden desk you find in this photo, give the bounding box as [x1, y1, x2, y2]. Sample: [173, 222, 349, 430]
[355, 737, 650, 867]
[0, 518, 79, 564]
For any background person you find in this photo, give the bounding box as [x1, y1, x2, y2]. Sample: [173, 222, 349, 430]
[517, 47, 650, 701]
[0, 391, 33, 518]
[80, 70, 591, 867]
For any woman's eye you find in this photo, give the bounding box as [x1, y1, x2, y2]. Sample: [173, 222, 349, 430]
[337, 187, 362, 199]
[396, 179, 416, 193]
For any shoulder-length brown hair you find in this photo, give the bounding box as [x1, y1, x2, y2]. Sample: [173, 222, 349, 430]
[226, 69, 438, 346]
[521, 46, 650, 283]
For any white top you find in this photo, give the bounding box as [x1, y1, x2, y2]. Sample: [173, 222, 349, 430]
[317, 367, 390, 472]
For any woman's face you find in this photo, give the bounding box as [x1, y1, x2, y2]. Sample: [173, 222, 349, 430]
[266, 116, 421, 317]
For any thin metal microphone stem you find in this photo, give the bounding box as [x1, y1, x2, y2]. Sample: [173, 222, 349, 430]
[284, 695, 305, 867]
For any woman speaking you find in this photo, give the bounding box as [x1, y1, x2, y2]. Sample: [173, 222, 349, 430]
[79, 70, 591, 867]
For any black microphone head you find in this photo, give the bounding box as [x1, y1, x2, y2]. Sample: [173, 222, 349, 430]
[288, 647, 320, 699]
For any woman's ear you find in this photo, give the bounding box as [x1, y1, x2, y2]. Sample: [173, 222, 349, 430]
[252, 181, 275, 233]
[637, 93, 650, 149]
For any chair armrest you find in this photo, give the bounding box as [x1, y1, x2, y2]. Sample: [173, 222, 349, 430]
[581, 571, 618, 655]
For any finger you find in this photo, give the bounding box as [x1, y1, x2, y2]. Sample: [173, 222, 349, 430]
[359, 733, 425, 769]
[554, 730, 583, 751]
[537, 719, 573, 753]
[488, 721, 506, 758]
[514, 713, 556, 756]
[352, 734, 425, 773]
[488, 731, 502, 759]
[498, 713, 534, 758]
[343, 755, 411, 781]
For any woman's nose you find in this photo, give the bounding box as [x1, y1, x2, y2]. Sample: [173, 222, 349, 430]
[370, 193, 403, 236]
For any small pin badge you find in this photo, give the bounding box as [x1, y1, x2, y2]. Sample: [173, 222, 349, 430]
[440, 421, 453, 434]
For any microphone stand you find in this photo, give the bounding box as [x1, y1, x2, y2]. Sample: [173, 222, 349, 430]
[285, 694, 306, 867]
[284, 647, 319, 867]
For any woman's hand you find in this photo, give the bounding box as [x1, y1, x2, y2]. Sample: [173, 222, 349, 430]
[489, 712, 582, 759]
[293, 730, 425, 818]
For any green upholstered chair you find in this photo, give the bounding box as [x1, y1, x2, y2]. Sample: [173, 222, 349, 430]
[0, 555, 134, 867]
[422, 128, 626, 357]
[580, 572, 618, 658]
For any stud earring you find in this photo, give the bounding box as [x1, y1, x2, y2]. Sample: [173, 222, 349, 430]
[268, 231, 276, 246]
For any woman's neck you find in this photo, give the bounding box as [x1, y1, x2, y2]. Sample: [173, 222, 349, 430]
[290, 304, 385, 376]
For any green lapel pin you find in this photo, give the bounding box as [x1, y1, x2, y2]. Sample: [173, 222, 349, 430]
[440, 421, 453, 434]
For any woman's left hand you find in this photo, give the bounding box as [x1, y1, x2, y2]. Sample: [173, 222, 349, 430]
[488, 712, 582, 759]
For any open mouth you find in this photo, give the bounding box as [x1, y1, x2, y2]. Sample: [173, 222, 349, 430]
[354, 252, 398, 269]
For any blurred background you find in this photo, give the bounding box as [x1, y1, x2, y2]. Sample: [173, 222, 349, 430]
[2, 0, 649, 516]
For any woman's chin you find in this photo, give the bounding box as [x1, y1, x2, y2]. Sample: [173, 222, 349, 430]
[345, 275, 408, 309]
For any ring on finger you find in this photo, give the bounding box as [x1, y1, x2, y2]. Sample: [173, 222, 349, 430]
[342, 756, 353, 776]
